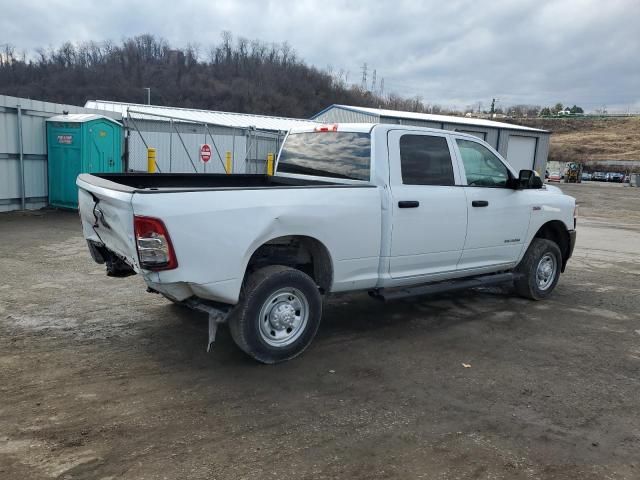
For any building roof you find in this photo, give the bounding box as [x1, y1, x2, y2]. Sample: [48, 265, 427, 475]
[312, 104, 548, 133]
[85, 100, 319, 132]
[46, 113, 122, 125]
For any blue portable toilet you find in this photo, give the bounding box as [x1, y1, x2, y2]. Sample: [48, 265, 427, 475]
[46, 114, 123, 209]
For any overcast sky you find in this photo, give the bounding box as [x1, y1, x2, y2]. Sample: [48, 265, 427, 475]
[1, 0, 638, 112]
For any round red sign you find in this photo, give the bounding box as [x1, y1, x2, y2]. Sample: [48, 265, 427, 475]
[200, 144, 212, 163]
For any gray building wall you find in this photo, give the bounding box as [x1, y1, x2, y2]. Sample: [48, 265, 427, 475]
[125, 118, 282, 174]
[0, 95, 121, 212]
[314, 106, 550, 174]
[497, 129, 550, 174]
[314, 106, 377, 124]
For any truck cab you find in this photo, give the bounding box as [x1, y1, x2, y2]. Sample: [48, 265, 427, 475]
[277, 124, 575, 288]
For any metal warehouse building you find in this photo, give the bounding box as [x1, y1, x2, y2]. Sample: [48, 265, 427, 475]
[0, 95, 121, 212]
[85, 101, 318, 174]
[312, 105, 550, 173]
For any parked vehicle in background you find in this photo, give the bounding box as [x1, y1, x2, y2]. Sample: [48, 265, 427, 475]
[581, 172, 592, 181]
[593, 172, 607, 181]
[547, 171, 562, 182]
[624, 174, 630, 183]
[564, 162, 583, 183]
[607, 172, 625, 183]
[76, 123, 577, 364]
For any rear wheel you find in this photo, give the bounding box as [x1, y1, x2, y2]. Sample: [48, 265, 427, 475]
[514, 238, 562, 300]
[229, 265, 322, 364]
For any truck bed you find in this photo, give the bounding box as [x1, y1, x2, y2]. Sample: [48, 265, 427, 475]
[79, 173, 352, 193]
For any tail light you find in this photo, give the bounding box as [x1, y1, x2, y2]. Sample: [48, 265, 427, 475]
[134, 215, 178, 270]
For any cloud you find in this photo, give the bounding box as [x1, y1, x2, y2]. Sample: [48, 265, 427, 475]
[1, 0, 638, 112]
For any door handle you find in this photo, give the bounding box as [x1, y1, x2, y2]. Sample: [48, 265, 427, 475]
[398, 200, 420, 208]
[472, 200, 489, 207]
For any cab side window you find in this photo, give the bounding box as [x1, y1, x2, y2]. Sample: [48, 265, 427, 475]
[456, 139, 509, 187]
[400, 135, 455, 186]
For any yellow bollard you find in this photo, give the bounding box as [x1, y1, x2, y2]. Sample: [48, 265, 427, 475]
[267, 153, 274, 176]
[147, 148, 157, 173]
[225, 151, 232, 174]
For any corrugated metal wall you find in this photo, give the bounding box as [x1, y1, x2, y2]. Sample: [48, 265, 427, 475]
[315, 106, 549, 173]
[0, 95, 121, 212]
[314, 106, 377, 124]
[381, 116, 504, 151]
[248, 131, 282, 174]
[380, 116, 441, 129]
[127, 120, 247, 173]
[126, 118, 282, 174]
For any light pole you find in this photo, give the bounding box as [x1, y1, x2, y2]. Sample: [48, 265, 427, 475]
[143, 87, 151, 105]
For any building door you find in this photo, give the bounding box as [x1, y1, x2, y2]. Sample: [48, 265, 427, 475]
[506, 135, 537, 173]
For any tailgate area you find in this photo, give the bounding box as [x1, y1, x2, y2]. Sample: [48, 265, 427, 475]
[77, 177, 139, 272]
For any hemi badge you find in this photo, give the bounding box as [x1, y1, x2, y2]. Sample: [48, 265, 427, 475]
[532, 206, 542, 211]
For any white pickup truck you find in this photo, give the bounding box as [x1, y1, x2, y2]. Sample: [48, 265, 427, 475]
[77, 123, 576, 363]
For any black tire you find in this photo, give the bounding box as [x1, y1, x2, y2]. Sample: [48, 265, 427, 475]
[228, 265, 322, 364]
[514, 238, 562, 300]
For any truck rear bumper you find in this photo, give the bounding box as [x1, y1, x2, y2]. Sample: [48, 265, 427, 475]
[145, 277, 240, 305]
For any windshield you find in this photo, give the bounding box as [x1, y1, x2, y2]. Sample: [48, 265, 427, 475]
[277, 132, 371, 181]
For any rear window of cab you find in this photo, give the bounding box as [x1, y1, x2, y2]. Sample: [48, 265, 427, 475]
[278, 132, 371, 181]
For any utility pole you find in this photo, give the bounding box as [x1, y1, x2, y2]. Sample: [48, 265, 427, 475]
[380, 78, 384, 97]
[361, 63, 368, 91]
[144, 87, 151, 105]
[371, 69, 377, 93]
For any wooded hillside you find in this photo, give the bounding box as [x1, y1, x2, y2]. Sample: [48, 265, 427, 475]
[0, 34, 426, 117]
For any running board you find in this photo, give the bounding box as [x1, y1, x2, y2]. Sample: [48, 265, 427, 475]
[370, 272, 516, 302]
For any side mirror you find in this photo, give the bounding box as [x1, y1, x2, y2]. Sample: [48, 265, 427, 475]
[518, 169, 543, 189]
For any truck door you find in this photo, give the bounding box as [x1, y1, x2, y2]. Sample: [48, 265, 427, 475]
[387, 130, 468, 279]
[453, 137, 531, 269]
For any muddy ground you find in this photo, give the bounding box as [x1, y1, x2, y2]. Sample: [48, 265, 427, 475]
[1, 182, 639, 479]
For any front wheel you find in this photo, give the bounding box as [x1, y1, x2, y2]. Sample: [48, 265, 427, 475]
[514, 238, 562, 300]
[228, 265, 322, 364]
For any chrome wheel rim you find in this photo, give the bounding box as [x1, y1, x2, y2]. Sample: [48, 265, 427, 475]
[258, 288, 309, 347]
[536, 253, 557, 290]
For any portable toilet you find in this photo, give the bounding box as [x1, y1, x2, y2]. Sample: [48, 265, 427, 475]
[46, 114, 123, 209]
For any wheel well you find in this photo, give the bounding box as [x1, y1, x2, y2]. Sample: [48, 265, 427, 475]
[245, 236, 333, 293]
[533, 221, 570, 271]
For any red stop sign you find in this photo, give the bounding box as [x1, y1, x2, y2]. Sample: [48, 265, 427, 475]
[200, 144, 212, 163]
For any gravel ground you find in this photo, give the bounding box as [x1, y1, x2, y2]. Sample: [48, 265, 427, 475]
[1, 182, 639, 479]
